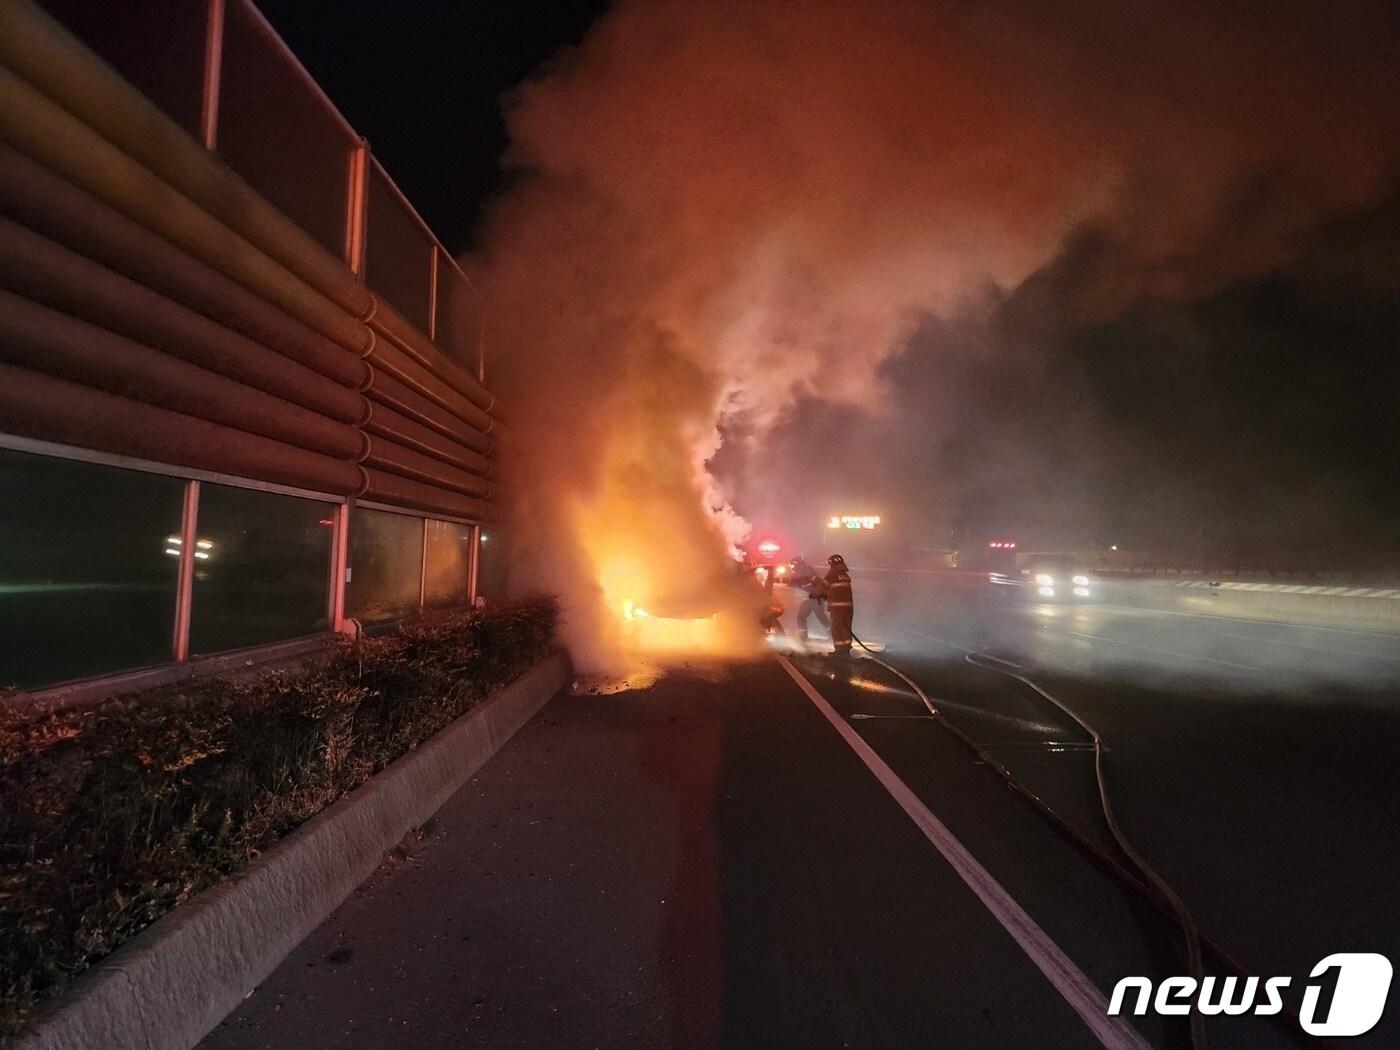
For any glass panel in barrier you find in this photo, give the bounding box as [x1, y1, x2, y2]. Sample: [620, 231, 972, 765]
[434, 262, 482, 373]
[423, 519, 473, 609]
[0, 448, 183, 689]
[365, 168, 434, 332]
[42, 0, 208, 140]
[346, 507, 424, 624]
[476, 525, 508, 604]
[217, 0, 352, 258]
[188, 483, 334, 654]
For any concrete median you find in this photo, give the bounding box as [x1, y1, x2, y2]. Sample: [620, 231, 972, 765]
[1099, 578, 1400, 634]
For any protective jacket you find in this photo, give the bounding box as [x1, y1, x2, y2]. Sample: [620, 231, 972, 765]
[826, 566, 854, 652]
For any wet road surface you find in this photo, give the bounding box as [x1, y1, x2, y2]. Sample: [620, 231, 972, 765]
[200, 573, 1400, 1048]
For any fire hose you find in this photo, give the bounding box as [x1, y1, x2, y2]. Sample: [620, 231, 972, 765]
[843, 630, 1320, 1050]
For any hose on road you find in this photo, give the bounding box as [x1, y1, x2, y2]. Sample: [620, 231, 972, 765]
[961, 650, 1207, 1050]
[846, 631, 1218, 1050]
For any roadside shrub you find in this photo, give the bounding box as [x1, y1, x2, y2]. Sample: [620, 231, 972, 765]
[0, 597, 558, 1036]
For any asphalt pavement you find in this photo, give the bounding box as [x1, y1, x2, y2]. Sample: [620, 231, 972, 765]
[850, 572, 1400, 1047]
[199, 573, 1400, 1049]
[201, 657, 1133, 1050]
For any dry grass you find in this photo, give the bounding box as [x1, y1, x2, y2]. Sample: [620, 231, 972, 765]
[0, 597, 558, 1036]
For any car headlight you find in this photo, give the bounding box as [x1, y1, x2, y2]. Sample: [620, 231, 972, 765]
[1073, 586, 1090, 597]
[1034, 573, 1054, 586]
[1072, 575, 1088, 586]
[1037, 585, 1056, 597]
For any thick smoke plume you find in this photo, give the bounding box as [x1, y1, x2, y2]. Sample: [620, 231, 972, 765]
[471, 0, 1400, 669]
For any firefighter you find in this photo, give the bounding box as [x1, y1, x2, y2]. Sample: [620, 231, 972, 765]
[790, 557, 830, 645]
[826, 554, 854, 655]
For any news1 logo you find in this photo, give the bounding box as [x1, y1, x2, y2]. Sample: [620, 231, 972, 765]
[1300, 955, 1393, 1037]
[1107, 953, 1393, 1037]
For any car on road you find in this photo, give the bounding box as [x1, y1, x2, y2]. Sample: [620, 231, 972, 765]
[997, 553, 1100, 603]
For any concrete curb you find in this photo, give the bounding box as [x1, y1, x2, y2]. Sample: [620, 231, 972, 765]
[13, 650, 572, 1050]
[1100, 581, 1400, 634]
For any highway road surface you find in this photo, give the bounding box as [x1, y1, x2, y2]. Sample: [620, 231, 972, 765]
[201, 572, 1399, 1049]
[845, 571, 1400, 1047]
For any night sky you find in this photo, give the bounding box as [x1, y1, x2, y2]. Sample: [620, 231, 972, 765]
[257, 0, 606, 253]
[259, 2, 1399, 570]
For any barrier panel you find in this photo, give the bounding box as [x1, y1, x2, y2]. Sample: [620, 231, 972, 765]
[435, 252, 484, 375]
[0, 0, 497, 696]
[217, 0, 357, 259]
[365, 159, 435, 332]
[39, 0, 208, 139]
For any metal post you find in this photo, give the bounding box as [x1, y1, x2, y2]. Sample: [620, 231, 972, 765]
[328, 501, 350, 633]
[428, 247, 440, 340]
[172, 480, 201, 661]
[468, 524, 481, 604]
[345, 141, 368, 278]
[477, 308, 486, 384]
[418, 516, 430, 612]
[200, 0, 226, 150]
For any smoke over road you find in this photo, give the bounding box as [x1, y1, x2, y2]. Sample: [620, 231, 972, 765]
[470, 0, 1400, 669]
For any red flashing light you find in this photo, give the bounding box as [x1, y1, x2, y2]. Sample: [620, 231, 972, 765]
[757, 539, 781, 555]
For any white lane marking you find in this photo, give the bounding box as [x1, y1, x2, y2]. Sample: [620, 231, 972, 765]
[1093, 603, 1400, 641]
[1208, 630, 1400, 666]
[846, 670, 1063, 734]
[937, 698, 1062, 736]
[1056, 629, 1260, 672]
[977, 651, 1029, 671]
[1197, 581, 1400, 599]
[904, 627, 974, 653]
[775, 655, 1152, 1050]
[904, 628, 1028, 669]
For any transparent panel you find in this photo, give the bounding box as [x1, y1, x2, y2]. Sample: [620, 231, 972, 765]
[476, 525, 509, 603]
[42, 0, 208, 139]
[434, 263, 481, 372]
[217, 0, 352, 258]
[0, 449, 182, 689]
[423, 519, 472, 609]
[365, 168, 434, 331]
[346, 508, 423, 624]
[188, 483, 334, 654]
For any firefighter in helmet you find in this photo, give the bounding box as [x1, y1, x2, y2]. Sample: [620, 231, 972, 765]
[825, 554, 854, 655]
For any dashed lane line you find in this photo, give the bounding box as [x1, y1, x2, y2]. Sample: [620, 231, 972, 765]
[904, 628, 1027, 669]
[1055, 629, 1260, 672]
